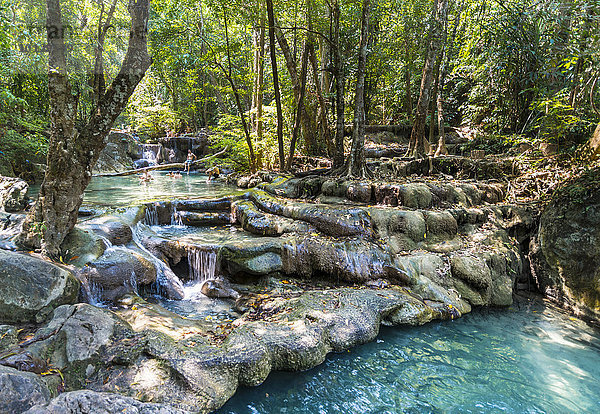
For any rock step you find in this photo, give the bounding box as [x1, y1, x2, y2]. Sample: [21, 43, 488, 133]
[260, 176, 505, 208]
[369, 155, 518, 180]
[176, 211, 231, 226]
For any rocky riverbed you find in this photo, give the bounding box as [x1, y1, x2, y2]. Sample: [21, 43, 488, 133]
[1, 164, 599, 413]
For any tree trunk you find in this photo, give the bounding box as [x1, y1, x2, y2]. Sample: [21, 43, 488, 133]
[308, 42, 332, 156]
[286, 41, 309, 170]
[347, 0, 371, 177]
[222, 7, 256, 171]
[332, 1, 345, 168]
[256, 12, 266, 141]
[266, 0, 285, 169]
[19, 0, 151, 257]
[251, 5, 266, 135]
[435, 2, 459, 157]
[408, 0, 447, 158]
[404, 46, 413, 121]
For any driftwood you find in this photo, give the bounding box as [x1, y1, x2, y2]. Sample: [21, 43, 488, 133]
[93, 147, 228, 177]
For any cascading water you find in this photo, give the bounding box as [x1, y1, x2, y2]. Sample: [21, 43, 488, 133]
[81, 279, 105, 307]
[132, 222, 184, 297]
[187, 248, 217, 282]
[144, 204, 159, 226]
[170, 204, 183, 226]
[140, 143, 161, 165]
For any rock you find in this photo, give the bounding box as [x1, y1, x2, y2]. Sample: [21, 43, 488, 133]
[85, 217, 133, 245]
[61, 227, 106, 267]
[451, 254, 492, 306]
[0, 175, 29, 212]
[346, 181, 372, 203]
[93, 132, 140, 174]
[0, 250, 79, 323]
[25, 390, 187, 414]
[0, 325, 18, 350]
[134, 159, 150, 169]
[77, 248, 157, 302]
[201, 278, 240, 299]
[534, 168, 600, 317]
[25, 303, 139, 391]
[0, 365, 51, 413]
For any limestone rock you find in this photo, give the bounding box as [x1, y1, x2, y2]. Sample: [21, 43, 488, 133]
[0, 325, 18, 350]
[77, 248, 157, 302]
[451, 254, 492, 306]
[0, 365, 51, 414]
[0, 250, 79, 323]
[534, 168, 600, 317]
[92, 132, 140, 174]
[61, 227, 106, 267]
[25, 390, 187, 414]
[0, 175, 29, 212]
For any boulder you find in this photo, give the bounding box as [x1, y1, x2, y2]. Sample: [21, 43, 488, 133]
[0, 250, 79, 323]
[0, 175, 28, 212]
[25, 390, 187, 414]
[534, 168, 600, 317]
[201, 278, 240, 299]
[85, 217, 133, 245]
[0, 366, 51, 413]
[77, 247, 158, 302]
[451, 254, 492, 306]
[61, 226, 106, 267]
[93, 132, 140, 174]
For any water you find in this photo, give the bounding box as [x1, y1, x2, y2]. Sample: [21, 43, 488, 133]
[187, 248, 217, 282]
[19, 173, 238, 209]
[219, 298, 600, 413]
[83, 173, 240, 208]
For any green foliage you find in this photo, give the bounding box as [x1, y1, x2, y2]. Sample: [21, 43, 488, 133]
[0, 129, 47, 178]
[461, 133, 532, 155]
[210, 114, 251, 171]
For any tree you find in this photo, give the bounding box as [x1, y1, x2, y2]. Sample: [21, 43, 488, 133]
[266, 0, 285, 170]
[347, 0, 372, 177]
[18, 0, 151, 257]
[408, 0, 447, 158]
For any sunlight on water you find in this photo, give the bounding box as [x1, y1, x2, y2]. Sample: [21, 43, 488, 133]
[219, 298, 600, 414]
[82, 173, 240, 208]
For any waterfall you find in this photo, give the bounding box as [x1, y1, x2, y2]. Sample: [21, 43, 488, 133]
[145, 204, 159, 225]
[170, 204, 183, 226]
[82, 278, 105, 307]
[127, 270, 138, 295]
[187, 248, 217, 282]
[132, 223, 184, 297]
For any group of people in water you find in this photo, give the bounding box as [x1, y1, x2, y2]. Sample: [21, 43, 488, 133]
[138, 150, 220, 184]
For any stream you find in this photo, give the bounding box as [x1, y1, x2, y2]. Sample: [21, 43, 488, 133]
[23, 173, 600, 412]
[219, 299, 600, 413]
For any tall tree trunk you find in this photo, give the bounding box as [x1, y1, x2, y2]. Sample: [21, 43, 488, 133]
[19, 0, 151, 257]
[92, 0, 118, 106]
[251, 4, 266, 134]
[347, 0, 371, 177]
[222, 7, 256, 171]
[256, 11, 266, 141]
[404, 47, 413, 121]
[286, 41, 309, 170]
[435, 2, 459, 157]
[408, 0, 447, 158]
[332, 1, 345, 168]
[308, 43, 332, 156]
[428, 63, 440, 151]
[266, 0, 285, 169]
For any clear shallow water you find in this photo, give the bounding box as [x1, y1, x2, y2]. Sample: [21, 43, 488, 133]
[219, 298, 600, 414]
[27, 173, 240, 209]
[83, 173, 240, 208]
